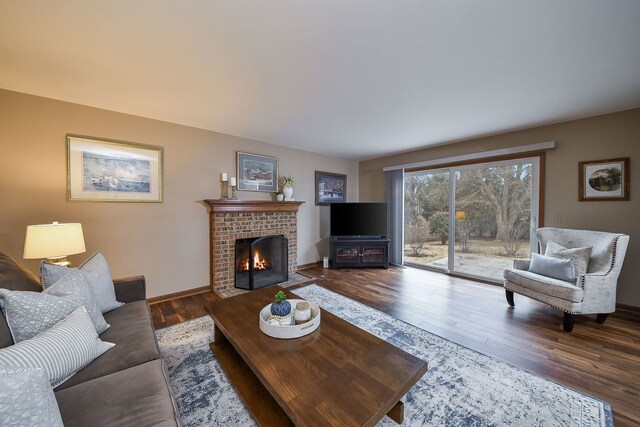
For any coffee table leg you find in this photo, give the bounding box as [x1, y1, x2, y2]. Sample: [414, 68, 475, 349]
[214, 323, 227, 346]
[387, 401, 404, 424]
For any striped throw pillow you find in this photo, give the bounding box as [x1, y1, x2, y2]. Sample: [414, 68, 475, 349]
[0, 306, 114, 388]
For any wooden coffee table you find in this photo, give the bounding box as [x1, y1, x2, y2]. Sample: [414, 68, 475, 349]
[205, 286, 428, 426]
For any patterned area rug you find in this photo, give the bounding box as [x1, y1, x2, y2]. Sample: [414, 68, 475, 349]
[156, 284, 613, 427]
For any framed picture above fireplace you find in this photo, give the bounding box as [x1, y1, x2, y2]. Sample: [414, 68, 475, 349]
[237, 152, 279, 192]
[316, 171, 347, 205]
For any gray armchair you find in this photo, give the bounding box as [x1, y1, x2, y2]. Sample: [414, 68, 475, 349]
[503, 227, 629, 332]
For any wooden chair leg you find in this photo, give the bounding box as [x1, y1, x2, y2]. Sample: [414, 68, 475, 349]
[505, 290, 515, 307]
[596, 313, 609, 324]
[563, 312, 575, 332]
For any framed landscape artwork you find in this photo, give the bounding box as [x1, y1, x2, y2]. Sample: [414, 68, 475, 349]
[67, 135, 163, 202]
[315, 171, 347, 205]
[237, 152, 278, 192]
[578, 157, 629, 201]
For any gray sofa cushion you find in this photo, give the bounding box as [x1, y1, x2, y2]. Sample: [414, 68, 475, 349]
[504, 268, 584, 303]
[0, 314, 11, 349]
[55, 300, 161, 390]
[0, 252, 41, 292]
[55, 359, 181, 427]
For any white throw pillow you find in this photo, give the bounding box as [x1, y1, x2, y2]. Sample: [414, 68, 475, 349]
[545, 241, 592, 277]
[41, 252, 123, 313]
[0, 306, 115, 388]
[0, 269, 108, 343]
[528, 253, 577, 283]
[0, 366, 64, 427]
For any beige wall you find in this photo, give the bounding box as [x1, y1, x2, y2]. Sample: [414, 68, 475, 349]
[0, 89, 358, 297]
[360, 108, 640, 307]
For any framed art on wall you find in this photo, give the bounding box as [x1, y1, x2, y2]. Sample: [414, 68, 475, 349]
[315, 171, 347, 205]
[237, 152, 278, 192]
[578, 157, 629, 201]
[67, 135, 163, 202]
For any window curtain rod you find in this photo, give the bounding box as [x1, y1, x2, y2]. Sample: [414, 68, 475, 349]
[382, 141, 556, 172]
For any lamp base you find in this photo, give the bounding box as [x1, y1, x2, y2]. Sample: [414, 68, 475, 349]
[46, 256, 70, 267]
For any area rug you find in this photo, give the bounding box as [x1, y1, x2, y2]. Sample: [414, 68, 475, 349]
[156, 284, 613, 427]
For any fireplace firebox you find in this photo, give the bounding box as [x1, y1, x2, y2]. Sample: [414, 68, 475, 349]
[235, 235, 289, 290]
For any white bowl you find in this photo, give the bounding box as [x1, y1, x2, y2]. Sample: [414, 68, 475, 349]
[259, 299, 321, 339]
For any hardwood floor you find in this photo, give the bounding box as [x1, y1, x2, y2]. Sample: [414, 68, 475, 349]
[150, 266, 640, 426]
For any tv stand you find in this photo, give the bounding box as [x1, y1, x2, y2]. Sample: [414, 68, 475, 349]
[330, 236, 390, 269]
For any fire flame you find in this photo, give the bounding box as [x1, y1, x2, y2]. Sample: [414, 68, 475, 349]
[239, 251, 270, 272]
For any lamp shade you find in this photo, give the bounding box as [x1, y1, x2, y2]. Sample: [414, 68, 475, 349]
[23, 222, 86, 259]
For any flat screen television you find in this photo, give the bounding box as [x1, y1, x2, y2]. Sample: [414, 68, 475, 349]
[330, 202, 388, 237]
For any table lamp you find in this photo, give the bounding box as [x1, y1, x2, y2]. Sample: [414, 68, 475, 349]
[23, 221, 86, 267]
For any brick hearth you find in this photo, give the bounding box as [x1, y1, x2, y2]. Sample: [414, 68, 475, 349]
[205, 200, 304, 292]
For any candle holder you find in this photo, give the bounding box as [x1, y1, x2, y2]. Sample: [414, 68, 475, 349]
[230, 185, 238, 200]
[221, 181, 229, 199]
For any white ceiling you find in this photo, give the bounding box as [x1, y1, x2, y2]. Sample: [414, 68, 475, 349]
[1, 1, 639, 160]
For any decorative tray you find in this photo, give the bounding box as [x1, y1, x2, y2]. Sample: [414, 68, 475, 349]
[259, 299, 321, 339]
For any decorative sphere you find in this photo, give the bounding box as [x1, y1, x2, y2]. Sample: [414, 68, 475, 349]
[271, 300, 291, 317]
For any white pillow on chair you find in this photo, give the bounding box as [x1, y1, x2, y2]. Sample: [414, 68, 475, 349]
[545, 241, 592, 276]
[528, 253, 577, 283]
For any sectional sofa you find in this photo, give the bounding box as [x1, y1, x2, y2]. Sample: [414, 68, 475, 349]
[0, 253, 181, 426]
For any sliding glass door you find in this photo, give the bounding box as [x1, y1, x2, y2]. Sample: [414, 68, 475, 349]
[404, 169, 450, 271]
[403, 157, 539, 283]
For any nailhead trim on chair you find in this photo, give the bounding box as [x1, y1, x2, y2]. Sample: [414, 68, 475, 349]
[577, 234, 620, 290]
[508, 289, 582, 314]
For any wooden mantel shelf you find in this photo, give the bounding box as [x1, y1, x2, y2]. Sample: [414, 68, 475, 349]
[204, 199, 304, 213]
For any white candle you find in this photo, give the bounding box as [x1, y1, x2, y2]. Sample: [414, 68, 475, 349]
[230, 177, 236, 186]
[221, 172, 228, 182]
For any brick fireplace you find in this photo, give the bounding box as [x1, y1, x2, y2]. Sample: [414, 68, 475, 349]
[205, 199, 304, 292]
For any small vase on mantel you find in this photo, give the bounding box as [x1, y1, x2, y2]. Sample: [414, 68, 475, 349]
[280, 175, 295, 200]
[283, 186, 293, 199]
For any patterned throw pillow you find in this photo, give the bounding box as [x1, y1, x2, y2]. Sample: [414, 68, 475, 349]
[0, 269, 108, 343]
[41, 252, 123, 314]
[0, 366, 64, 427]
[545, 241, 592, 277]
[45, 269, 109, 334]
[0, 306, 115, 388]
